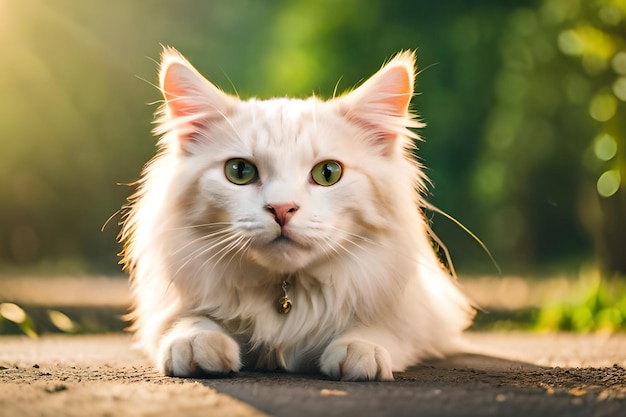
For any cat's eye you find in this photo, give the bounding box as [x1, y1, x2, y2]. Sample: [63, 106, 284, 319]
[225, 158, 258, 185]
[311, 160, 343, 186]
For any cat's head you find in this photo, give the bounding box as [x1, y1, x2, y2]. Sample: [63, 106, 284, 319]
[154, 48, 425, 274]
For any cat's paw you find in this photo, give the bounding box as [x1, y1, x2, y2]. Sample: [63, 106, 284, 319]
[158, 330, 241, 377]
[320, 340, 394, 381]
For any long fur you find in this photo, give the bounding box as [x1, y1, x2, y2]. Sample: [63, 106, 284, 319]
[119, 48, 474, 381]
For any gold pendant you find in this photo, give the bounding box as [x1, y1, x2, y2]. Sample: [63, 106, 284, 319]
[278, 280, 292, 314]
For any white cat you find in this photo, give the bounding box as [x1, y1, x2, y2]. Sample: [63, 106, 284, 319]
[119, 47, 474, 381]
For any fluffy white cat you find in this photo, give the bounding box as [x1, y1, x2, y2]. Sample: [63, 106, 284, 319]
[119, 47, 474, 381]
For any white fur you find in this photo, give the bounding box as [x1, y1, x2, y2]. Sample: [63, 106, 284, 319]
[120, 48, 474, 381]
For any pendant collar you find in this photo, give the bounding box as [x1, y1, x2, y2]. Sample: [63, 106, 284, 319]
[278, 278, 293, 314]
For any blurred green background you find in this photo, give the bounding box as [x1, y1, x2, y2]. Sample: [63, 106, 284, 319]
[0, 0, 625, 279]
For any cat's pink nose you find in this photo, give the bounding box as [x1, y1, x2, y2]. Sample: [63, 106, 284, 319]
[265, 203, 299, 227]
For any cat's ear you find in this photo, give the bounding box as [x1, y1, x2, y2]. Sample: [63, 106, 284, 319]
[156, 47, 237, 150]
[334, 51, 423, 154]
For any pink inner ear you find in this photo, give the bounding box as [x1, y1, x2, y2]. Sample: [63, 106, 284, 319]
[157, 56, 236, 150]
[159, 61, 219, 147]
[374, 65, 413, 118]
[337, 57, 417, 156]
[162, 63, 199, 119]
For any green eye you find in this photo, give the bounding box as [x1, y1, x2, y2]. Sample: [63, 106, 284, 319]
[311, 160, 343, 186]
[225, 158, 257, 185]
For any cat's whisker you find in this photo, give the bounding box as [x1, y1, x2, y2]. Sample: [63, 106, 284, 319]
[328, 224, 441, 271]
[220, 236, 252, 274]
[174, 230, 243, 277]
[183, 229, 242, 270]
[182, 231, 242, 265]
[321, 230, 416, 282]
[319, 225, 380, 248]
[317, 240, 334, 263]
[313, 224, 439, 282]
[237, 239, 253, 272]
[316, 226, 377, 258]
[193, 232, 248, 278]
[207, 234, 248, 273]
[171, 228, 238, 257]
[164, 222, 236, 232]
[336, 230, 378, 246]
[312, 238, 336, 266]
[317, 234, 361, 271]
[137, 222, 236, 250]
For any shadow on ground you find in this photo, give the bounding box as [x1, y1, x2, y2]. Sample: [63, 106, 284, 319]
[200, 353, 625, 417]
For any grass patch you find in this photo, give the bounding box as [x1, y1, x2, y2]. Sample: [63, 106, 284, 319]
[534, 272, 626, 332]
[473, 271, 626, 332]
[0, 305, 127, 336]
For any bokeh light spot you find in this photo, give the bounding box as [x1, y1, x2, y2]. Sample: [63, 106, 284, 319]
[612, 52, 626, 75]
[598, 5, 623, 26]
[596, 170, 621, 197]
[589, 93, 617, 121]
[558, 30, 584, 55]
[613, 77, 626, 101]
[593, 133, 618, 161]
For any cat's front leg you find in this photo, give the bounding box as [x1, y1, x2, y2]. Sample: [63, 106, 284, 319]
[157, 316, 241, 377]
[320, 336, 394, 381]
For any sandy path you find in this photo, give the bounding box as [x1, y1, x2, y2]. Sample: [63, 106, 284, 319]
[1, 333, 625, 416]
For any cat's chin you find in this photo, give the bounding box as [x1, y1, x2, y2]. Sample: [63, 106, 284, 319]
[248, 238, 315, 274]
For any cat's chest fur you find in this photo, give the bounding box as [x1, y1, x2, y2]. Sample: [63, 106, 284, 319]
[180, 244, 408, 371]
[234, 277, 338, 367]
[191, 270, 345, 371]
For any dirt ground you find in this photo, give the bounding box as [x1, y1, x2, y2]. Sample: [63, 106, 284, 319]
[1, 333, 625, 417]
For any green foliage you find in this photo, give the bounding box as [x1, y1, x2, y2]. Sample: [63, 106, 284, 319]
[469, 0, 626, 274]
[535, 271, 626, 332]
[0, 303, 84, 335]
[0, 0, 624, 275]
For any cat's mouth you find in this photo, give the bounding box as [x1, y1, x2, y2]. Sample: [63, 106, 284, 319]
[273, 235, 292, 243]
[267, 231, 310, 251]
[271, 234, 299, 246]
[249, 232, 314, 272]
